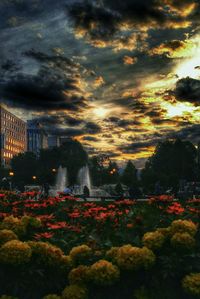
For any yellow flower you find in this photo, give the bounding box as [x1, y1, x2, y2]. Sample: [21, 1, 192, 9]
[0, 229, 18, 246]
[171, 220, 197, 236]
[68, 265, 90, 285]
[89, 260, 120, 286]
[171, 232, 195, 251]
[116, 245, 155, 271]
[21, 216, 41, 228]
[28, 241, 64, 267]
[0, 240, 32, 265]
[42, 295, 61, 299]
[142, 231, 165, 250]
[182, 273, 200, 296]
[0, 216, 26, 236]
[156, 227, 171, 238]
[105, 247, 119, 262]
[69, 245, 92, 263]
[60, 255, 73, 273]
[62, 284, 88, 299]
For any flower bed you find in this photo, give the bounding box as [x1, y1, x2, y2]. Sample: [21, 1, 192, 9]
[0, 191, 200, 298]
[0, 217, 199, 299]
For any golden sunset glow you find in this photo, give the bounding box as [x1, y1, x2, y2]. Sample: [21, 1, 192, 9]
[163, 102, 196, 118]
[93, 107, 108, 118]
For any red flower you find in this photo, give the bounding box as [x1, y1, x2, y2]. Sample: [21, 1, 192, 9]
[34, 232, 54, 239]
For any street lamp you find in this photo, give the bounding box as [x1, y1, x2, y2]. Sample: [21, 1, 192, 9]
[9, 171, 14, 191]
[52, 168, 56, 173]
[32, 176, 37, 180]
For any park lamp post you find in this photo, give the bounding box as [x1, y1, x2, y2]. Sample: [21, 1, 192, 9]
[32, 175, 37, 181]
[52, 168, 56, 173]
[9, 171, 14, 190]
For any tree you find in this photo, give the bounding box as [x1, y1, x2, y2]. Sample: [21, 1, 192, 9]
[11, 152, 38, 186]
[121, 161, 138, 187]
[141, 138, 198, 193]
[59, 139, 88, 185]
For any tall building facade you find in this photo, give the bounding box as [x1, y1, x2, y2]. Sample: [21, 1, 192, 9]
[0, 105, 27, 167]
[27, 120, 48, 156]
[48, 135, 60, 148]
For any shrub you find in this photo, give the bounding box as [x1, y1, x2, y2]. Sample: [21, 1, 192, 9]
[116, 245, 156, 271]
[0, 216, 26, 236]
[182, 273, 200, 296]
[0, 229, 18, 246]
[142, 231, 165, 250]
[28, 241, 64, 267]
[105, 247, 119, 262]
[68, 265, 90, 285]
[171, 232, 195, 251]
[21, 216, 41, 228]
[62, 285, 88, 299]
[171, 220, 197, 236]
[69, 245, 92, 263]
[0, 240, 32, 265]
[89, 260, 120, 286]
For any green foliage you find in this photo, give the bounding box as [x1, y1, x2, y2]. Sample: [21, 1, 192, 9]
[141, 138, 198, 192]
[121, 160, 138, 187]
[10, 139, 88, 186]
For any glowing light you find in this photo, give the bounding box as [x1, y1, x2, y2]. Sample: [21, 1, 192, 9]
[163, 102, 195, 117]
[175, 35, 200, 79]
[93, 107, 108, 118]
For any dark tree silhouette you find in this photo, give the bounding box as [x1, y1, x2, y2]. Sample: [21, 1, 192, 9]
[141, 138, 198, 192]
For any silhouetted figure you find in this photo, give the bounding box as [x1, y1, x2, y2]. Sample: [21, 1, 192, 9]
[155, 181, 162, 195]
[43, 182, 50, 198]
[83, 185, 90, 198]
[63, 186, 72, 195]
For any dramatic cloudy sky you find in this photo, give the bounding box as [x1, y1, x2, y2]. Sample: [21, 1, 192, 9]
[1, 0, 200, 167]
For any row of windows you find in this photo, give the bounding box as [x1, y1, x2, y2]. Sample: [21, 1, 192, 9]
[1, 120, 26, 134]
[1, 111, 25, 126]
[3, 152, 13, 158]
[2, 129, 26, 142]
[4, 145, 25, 152]
[6, 138, 26, 147]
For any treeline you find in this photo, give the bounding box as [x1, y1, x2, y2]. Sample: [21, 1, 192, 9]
[0, 138, 199, 193]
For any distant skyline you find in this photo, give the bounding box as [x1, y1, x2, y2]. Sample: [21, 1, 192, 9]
[1, 0, 200, 167]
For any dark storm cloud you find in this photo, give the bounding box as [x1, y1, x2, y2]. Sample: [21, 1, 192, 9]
[68, 0, 198, 46]
[1, 70, 87, 111]
[105, 117, 141, 128]
[50, 127, 84, 137]
[171, 124, 200, 143]
[82, 136, 99, 141]
[84, 122, 102, 134]
[173, 77, 200, 105]
[119, 140, 156, 154]
[28, 114, 84, 127]
[0, 49, 90, 111]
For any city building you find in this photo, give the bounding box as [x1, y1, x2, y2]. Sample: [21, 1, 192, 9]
[59, 136, 72, 145]
[0, 105, 27, 167]
[48, 135, 60, 148]
[27, 120, 48, 156]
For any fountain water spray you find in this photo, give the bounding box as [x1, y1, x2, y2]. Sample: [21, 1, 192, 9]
[78, 165, 91, 193]
[55, 166, 68, 192]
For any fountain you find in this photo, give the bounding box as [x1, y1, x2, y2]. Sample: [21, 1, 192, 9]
[55, 166, 68, 192]
[77, 165, 92, 193]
